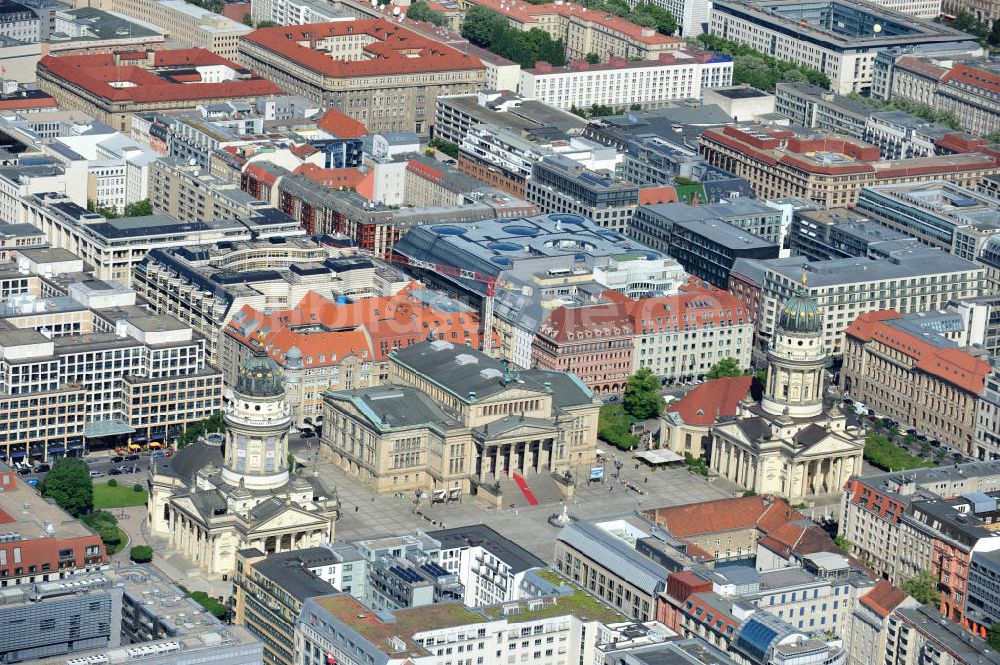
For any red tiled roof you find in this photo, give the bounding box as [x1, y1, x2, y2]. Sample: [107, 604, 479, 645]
[221, 1, 251, 21]
[225, 286, 491, 366]
[316, 108, 369, 139]
[639, 185, 677, 205]
[294, 164, 367, 189]
[537, 300, 632, 343]
[467, 0, 680, 47]
[860, 580, 909, 618]
[628, 283, 749, 335]
[942, 62, 1000, 95]
[845, 310, 992, 395]
[242, 20, 484, 78]
[668, 376, 751, 426]
[0, 94, 57, 111]
[38, 49, 282, 104]
[895, 56, 948, 81]
[643, 496, 804, 538]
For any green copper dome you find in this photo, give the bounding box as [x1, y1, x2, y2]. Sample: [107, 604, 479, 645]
[777, 289, 821, 334]
[235, 352, 283, 397]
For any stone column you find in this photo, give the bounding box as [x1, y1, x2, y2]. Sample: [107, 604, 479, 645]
[506, 445, 514, 477]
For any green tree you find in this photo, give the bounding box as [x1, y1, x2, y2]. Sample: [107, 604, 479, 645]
[629, 2, 676, 34]
[694, 34, 830, 90]
[623, 367, 664, 420]
[190, 591, 229, 619]
[833, 535, 851, 552]
[82, 510, 124, 553]
[177, 412, 225, 449]
[428, 138, 460, 159]
[707, 357, 743, 380]
[87, 199, 120, 219]
[123, 199, 153, 217]
[988, 623, 1000, 650]
[242, 12, 253, 26]
[406, 0, 448, 26]
[990, 19, 1000, 46]
[585, 52, 601, 64]
[130, 545, 154, 563]
[256, 19, 280, 28]
[902, 571, 940, 607]
[39, 458, 93, 518]
[598, 404, 640, 450]
[461, 6, 565, 67]
[133, 483, 144, 492]
[287, 453, 297, 474]
[107, 478, 118, 488]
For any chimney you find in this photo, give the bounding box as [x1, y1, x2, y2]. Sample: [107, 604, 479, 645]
[570, 59, 590, 71]
[608, 55, 626, 67]
[534, 61, 553, 73]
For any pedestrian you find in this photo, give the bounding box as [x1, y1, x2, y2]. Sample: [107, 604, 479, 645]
[644, 477, 648, 483]
[355, 506, 359, 512]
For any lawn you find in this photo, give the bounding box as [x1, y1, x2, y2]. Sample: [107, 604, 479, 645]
[93, 482, 149, 509]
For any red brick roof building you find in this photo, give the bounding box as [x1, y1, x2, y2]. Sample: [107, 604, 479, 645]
[238, 20, 484, 134]
[0, 465, 107, 585]
[699, 124, 1000, 206]
[37, 48, 281, 133]
[841, 309, 993, 455]
[222, 286, 491, 424]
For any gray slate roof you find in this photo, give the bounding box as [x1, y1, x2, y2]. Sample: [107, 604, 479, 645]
[557, 521, 668, 596]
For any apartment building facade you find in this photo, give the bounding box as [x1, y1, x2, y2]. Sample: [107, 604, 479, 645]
[841, 310, 993, 455]
[519, 52, 732, 111]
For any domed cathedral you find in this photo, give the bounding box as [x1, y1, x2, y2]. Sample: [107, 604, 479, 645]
[707, 276, 865, 513]
[147, 351, 340, 578]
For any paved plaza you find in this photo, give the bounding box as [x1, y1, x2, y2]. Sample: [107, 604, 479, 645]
[319, 444, 734, 561]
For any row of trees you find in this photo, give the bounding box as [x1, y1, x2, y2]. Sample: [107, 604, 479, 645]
[39, 458, 130, 554]
[692, 34, 830, 91]
[86, 199, 154, 219]
[944, 12, 1000, 47]
[177, 412, 226, 449]
[845, 93, 963, 131]
[575, 0, 676, 35]
[461, 6, 567, 68]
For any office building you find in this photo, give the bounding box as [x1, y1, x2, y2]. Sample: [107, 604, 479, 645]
[788, 209, 912, 261]
[856, 182, 1000, 287]
[234, 548, 340, 665]
[0, 222, 45, 261]
[1, 565, 262, 665]
[555, 520, 671, 622]
[222, 286, 487, 425]
[428, 524, 545, 608]
[238, 20, 484, 135]
[134, 238, 395, 363]
[699, 125, 1000, 207]
[249, 0, 351, 25]
[391, 213, 679, 368]
[147, 353, 340, 577]
[864, 111, 952, 160]
[46, 7, 166, 56]
[842, 310, 994, 456]
[631, 203, 780, 288]
[527, 155, 638, 232]
[976, 366, 1000, 462]
[519, 51, 733, 111]
[753, 247, 984, 354]
[433, 91, 588, 148]
[295, 571, 633, 665]
[0, 251, 222, 457]
[37, 48, 281, 133]
[774, 82, 872, 138]
[26, 191, 302, 286]
[464, 0, 682, 61]
[839, 461, 1000, 581]
[321, 339, 599, 498]
[884, 605, 1000, 665]
[709, 0, 970, 94]
[967, 546, 1000, 637]
[845, 582, 917, 665]
[533, 283, 751, 391]
[888, 57, 1000, 135]
[948, 294, 1000, 360]
[104, 0, 251, 58]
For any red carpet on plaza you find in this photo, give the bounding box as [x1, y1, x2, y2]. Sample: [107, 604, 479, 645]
[512, 473, 539, 505]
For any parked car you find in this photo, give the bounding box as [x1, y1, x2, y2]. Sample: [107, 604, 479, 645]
[110, 456, 125, 464]
[165, 448, 173, 457]
[151, 451, 166, 459]
[108, 468, 123, 476]
[17, 467, 31, 475]
[300, 430, 316, 439]
[34, 464, 50, 473]
[125, 454, 140, 462]
[89, 470, 104, 478]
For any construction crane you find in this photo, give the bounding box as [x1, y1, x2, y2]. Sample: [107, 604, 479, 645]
[386, 254, 498, 356]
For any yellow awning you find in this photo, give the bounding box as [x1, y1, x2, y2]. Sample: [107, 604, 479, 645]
[128, 444, 141, 450]
[149, 441, 162, 448]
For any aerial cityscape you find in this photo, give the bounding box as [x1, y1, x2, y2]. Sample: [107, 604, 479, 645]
[0, 0, 998, 662]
